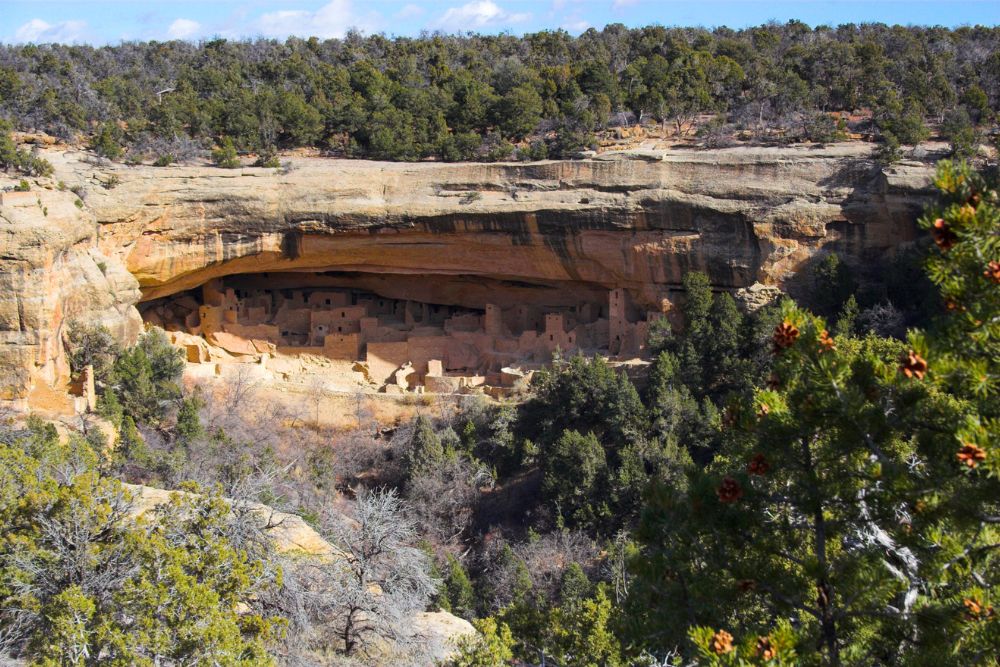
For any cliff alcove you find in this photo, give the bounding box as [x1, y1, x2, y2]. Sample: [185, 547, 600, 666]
[140, 270, 660, 394]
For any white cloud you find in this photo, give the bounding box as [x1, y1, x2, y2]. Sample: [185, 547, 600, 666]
[561, 19, 590, 33]
[611, 0, 639, 9]
[14, 18, 87, 43]
[395, 4, 426, 19]
[255, 0, 380, 39]
[167, 18, 201, 40]
[434, 1, 530, 31]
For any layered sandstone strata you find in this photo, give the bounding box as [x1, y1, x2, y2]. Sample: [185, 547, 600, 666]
[46, 144, 936, 306]
[1, 144, 936, 404]
[0, 185, 141, 403]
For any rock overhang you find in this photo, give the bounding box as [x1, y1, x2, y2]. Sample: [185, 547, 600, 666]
[0, 144, 938, 404]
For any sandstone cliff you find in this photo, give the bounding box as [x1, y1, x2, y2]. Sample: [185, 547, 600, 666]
[0, 183, 141, 403]
[1, 145, 936, 404]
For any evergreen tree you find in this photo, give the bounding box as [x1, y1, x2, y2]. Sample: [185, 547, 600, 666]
[444, 554, 477, 620]
[542, 430, 607, 527]
[0, 426, 282, 665]
[629, 161, 1000, 664]
[211, 136, 240, 168]
[174, 393, 204, 447]
[558, 562, 592, 607]
[406, 414, 445, 479]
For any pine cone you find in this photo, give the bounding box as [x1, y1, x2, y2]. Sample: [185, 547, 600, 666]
[711, 629, 735, 655]
[716, 477, 743, 504]
[772, 321, 800, 353]
[898, 350, 928, 380]
[957, 443, 987, 469]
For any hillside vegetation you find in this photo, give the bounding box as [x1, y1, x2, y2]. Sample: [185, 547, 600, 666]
[0, 22, 998, 162]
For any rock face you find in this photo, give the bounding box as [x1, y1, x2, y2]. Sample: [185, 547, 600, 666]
[45, 145, 937, 307]
[1, 145, 936, 404]
[126, 483, 338, 556]
[0, 185, 141, 403]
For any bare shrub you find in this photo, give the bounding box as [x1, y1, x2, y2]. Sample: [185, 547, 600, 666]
[301, 488, 438, 658]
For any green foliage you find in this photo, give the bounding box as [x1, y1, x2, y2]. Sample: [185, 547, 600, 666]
[807, 252, 858, 318]
[940, 108, 980, 160]
[834, 294, 859, 337]
[547, 585, 623, 667]
[406, 414, 445, 479]
[175, 392, 205, 447]
[89, 121, 123, 159]
[1, 24, 986, 162]
[688, 620, 797, 666]
[449, 617, 515, 667]
[212, 136, 240, 168]
[875, 91, 929, 146]
[627, 162, 1000, 664]
[0, 119, 52, 176]
[558, 562, 592, 607]
[108, 328, 184, 425]
[443, 554, 477, 620]
[543, 430, 608, 527]
[911, 162, 1000, 664]
[655, 271, 774, 407]
[491, 583, 625, 667]
[804, 112, 847, 143]
[66, 321, 121, 386]
[253, 147, 281, 168]
[0, 422, 282, 665]
[494, 84, 543, 140]
[520, 353, 674, 533]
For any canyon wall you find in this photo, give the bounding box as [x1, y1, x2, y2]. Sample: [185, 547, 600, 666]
[1, 144, 936, 404]
[0, 186, 141, 403]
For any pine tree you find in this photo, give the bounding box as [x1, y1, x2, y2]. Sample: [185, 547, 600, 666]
[406, 415, 444, 479]
[444, 554, 477, 620]
[630, 161, 1000, 664]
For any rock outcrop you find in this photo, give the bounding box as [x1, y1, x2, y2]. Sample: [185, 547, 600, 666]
[59, 145, 937, 304]
[0, 185, 141, 404]
[126, 483, 475, 662]
[1, 145, 937, 404]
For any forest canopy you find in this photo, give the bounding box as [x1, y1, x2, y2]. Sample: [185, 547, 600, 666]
[0, 21, 998, 162]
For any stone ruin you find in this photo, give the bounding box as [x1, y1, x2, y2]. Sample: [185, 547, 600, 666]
[140, 275, 661, 395]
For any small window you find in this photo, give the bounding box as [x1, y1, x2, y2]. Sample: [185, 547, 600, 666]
[341, 311, 346, 317]
[326, 299, 331, 305]
[549, 334, 554, 341]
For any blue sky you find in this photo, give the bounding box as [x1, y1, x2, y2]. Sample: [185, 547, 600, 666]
[2, 0, 998, 45]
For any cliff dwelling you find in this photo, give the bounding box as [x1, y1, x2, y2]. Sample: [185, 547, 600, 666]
[139, 272, 662, 395]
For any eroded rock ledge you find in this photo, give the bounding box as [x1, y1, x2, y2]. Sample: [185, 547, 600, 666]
[1, 145, 936, 404]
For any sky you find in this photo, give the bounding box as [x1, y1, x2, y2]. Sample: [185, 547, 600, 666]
[2, 0, 998, 45]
